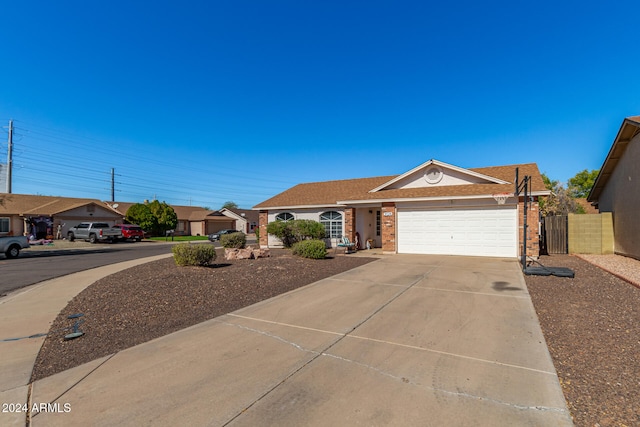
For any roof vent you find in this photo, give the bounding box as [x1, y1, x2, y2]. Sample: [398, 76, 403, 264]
[424, 166, 443, 184]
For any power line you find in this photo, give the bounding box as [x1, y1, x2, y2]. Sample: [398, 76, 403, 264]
[8, 120, 299, 207]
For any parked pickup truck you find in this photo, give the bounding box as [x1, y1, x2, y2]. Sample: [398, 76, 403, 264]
[0, 235, 30, 259]
[67, 222, 122, 243]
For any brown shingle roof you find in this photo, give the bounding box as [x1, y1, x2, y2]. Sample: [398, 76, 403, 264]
[0, 194, 117, 216]
[253, 163, 547, 209]
[253, 176, 395, 208]
[227, 208, 259, 223]
[575, 198, 599, 214]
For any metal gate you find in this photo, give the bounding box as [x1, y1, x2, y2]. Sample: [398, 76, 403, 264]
[542, 215, 568, 254]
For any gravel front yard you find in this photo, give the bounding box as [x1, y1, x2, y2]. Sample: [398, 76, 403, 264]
[31, 249, 377, 381]
[30, 249, 640, 426]
[525, 254, 640, 427]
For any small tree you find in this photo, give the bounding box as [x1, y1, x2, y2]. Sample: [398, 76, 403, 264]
[126, 200, 178, 236]
[568, 169, 599, 198]
[126, 203, 156, 231]
[147, 200, 178, 236]
[540, 173, 584, 216]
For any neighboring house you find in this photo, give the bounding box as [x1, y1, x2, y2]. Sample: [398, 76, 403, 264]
[108, 202, 242, 236]
[588, 115, 640, 260]
[221, 208, 259, 233]
[574, 198, 599, 214]
[254, 159, 549, 258]
[0, 195, 256, 239]
[0, 194, 123, 239]
[183, 207, 236, 236]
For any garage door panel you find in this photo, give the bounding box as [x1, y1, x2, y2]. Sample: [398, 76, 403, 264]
[397, 208, 517, 257]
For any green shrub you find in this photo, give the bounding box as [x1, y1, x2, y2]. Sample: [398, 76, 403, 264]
[172, 243, 217, 266]
[266, 220, 295, 247]
[266, 219, 325, 248]
[290, 219, 325, 241]
[220, 232, 246, 249]
[254, 227, 260, 241]
[292, 239, 327, 259]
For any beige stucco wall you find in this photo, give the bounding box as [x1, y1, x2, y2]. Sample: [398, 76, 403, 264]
[598, 133, 640, 259]
[1, 215, 24, 236]
[568, 213, 614, 255]
[355, 207, 381, 248]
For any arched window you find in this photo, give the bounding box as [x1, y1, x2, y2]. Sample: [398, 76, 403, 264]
[320, 211, 342, 238]
[275, 212, 294, 222]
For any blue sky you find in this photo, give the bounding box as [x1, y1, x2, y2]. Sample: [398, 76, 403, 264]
[1, 1, 638, 209]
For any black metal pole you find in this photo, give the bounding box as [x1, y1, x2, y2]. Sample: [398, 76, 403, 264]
[522, 176, 529, 271]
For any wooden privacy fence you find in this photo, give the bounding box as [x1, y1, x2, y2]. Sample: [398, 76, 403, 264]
[542, 213, 614, 255]
[543, 215, 568, 254]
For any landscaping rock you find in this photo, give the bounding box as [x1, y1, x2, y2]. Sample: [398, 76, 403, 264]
[225, 247, 270, 260]
[236, 248, 254, 259]
[224, 248, 239, 260]
[253, 248, 270, 258]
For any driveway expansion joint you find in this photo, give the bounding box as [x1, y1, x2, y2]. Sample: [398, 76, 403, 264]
[222, 270, 431, 425]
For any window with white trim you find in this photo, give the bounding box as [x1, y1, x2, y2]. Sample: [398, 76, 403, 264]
[275, 212, 294, 222]
[0, 217, 9, 233]
[320, 211, 342, 238]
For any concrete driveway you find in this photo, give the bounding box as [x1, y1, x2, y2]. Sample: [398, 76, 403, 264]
[30, 255, 572, 426]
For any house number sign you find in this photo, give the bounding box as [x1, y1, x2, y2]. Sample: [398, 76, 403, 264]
[383, 212, 393, 216]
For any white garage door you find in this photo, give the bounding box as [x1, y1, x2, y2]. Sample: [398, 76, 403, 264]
[397, 207, 517, 257]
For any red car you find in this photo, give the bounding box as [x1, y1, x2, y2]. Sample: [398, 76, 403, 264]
[113, 224, 145, 242]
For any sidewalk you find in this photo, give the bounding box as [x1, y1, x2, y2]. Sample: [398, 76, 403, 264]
[10, 255, 571, 426]
[0, 254, 173, 427]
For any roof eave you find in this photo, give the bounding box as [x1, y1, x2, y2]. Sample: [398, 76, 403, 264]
[252, 203, 346, 211]
[338, 191, 550, 205]
[588, 117, 640, 202]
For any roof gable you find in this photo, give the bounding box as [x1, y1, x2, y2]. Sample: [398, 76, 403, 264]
[369, 159, 509, 192]
[588, 115, 640, 202]
[254, 162, 548, 209]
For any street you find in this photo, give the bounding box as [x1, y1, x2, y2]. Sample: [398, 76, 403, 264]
[0, 242, 177, 296]
[1, 237, 257, 296]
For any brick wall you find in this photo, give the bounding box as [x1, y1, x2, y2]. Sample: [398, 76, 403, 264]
[381, 202, 396, 253]
[344, 208, 356, 243]
[258, 210, 268, 248]
[518, 197, 540, 258]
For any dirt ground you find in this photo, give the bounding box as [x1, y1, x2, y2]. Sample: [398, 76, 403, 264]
[31, 251, 640, 426]
[31, 249, 377, 381]
[525, 254, 640, 427]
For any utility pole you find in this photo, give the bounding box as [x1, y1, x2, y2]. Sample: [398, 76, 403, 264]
[111, 168, 115, 202]
[6, 119, 13, 193]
